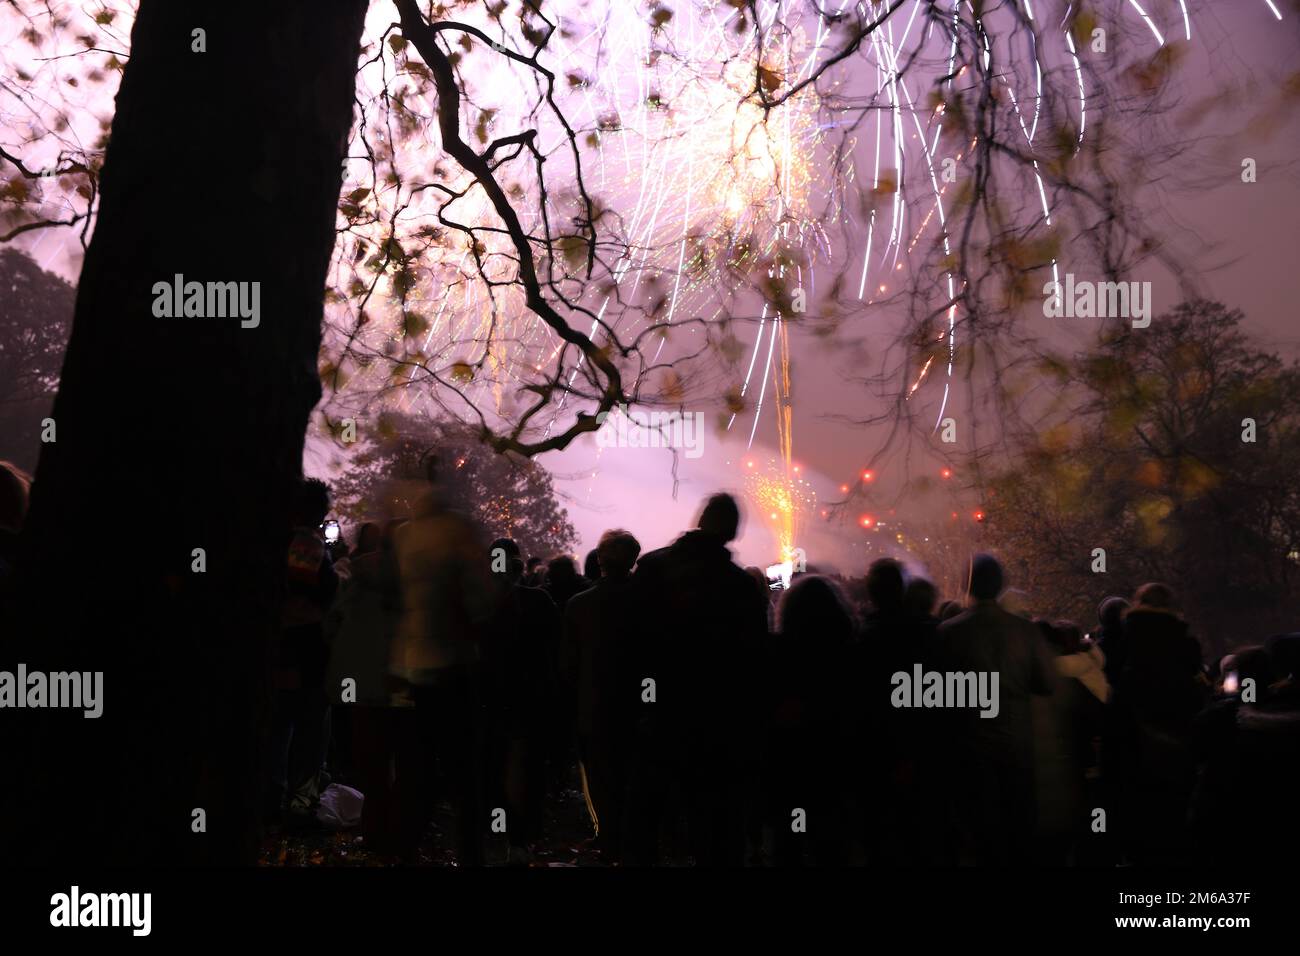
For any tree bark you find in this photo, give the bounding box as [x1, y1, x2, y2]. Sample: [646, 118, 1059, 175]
[1, 0, 367, 865]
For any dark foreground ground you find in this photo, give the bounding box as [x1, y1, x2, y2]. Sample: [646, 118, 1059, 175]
[259, 764, 612, 868]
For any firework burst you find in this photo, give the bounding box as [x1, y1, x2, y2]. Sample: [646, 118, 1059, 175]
[741, 455, 817, 564]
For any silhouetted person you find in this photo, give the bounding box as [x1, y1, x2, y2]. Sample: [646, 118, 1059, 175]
[937, 554, 1055, 866]
[1192, 636, 1300, 866]
[562, 529, 642, 862]
[322, 521, 377, 768]
[1031, 620, 1108, 865]
[1120, 584, 1202, 689]
[902, 575, 944, 678]
[743, 565, 774, 633]
[270, 478, 339, 826]
[1095, 596, 1130, 685]
[325, 519, 405, 854]
[523, 555, 544, 588]
[937, 599, 963, 622]
[1104, 583, 1206, 865]
[855, 558, 918, 864]
[904, 577, 938, 620]
[764, 575, 856, 866]
[544, 554, 589, 613]
[583, 547, 602, 584]
[859, 561, 907, 668]
[326, 528, 351, 577]
[741, 563, 774, 856]
[535, 553, 586, 794]
[626, 493, 767, 866]
[480, 537, 560, 863]
[901, 574, 950, 864]
[391, 477, 493, 864]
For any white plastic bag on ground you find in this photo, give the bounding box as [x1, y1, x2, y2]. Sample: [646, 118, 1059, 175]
[316, 783, 364, 829]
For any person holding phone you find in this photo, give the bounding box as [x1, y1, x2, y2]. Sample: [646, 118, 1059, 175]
[268, 478, 340, 827]
[322, 519, 354, 581]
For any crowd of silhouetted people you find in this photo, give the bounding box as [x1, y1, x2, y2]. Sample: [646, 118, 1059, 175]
[3, 453, 1297, 866]
[263, 470, 1300, 867]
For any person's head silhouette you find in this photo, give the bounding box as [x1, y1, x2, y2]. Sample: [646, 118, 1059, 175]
[596, 529, 640, 579]
[697, 493, 741, 543]
[967, 553, 1004, 602]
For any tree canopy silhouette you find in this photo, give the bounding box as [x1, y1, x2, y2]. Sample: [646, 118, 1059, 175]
[0, 248, 74, 470]
[980, 301, 1300, 648]
[333, 414, 578, 559]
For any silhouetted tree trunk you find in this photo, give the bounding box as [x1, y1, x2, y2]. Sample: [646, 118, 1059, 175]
[2, 0, 367, 865]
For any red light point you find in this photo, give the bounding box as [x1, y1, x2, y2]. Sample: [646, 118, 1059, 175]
[861, 470, 875, 483]
[860, 515, 875, 529]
